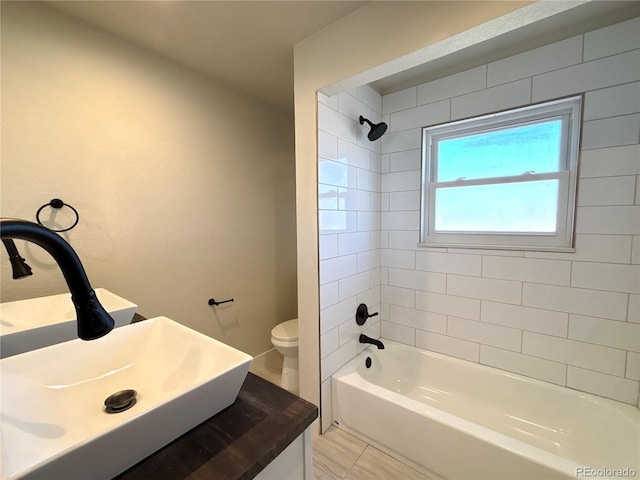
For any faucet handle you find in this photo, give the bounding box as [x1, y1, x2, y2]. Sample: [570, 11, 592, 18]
[356, 303, 378, 325]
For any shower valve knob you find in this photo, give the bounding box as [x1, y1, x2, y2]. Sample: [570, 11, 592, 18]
[356, 303, 378, 325]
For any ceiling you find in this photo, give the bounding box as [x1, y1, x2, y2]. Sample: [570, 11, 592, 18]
[47, 1, 639, 114]
[47, 1, 368, 114]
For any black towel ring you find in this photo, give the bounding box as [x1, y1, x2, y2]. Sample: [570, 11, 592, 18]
[36, 198, 80, 232]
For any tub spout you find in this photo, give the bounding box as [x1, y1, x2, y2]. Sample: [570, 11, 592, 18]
[359, 334, 384, 349]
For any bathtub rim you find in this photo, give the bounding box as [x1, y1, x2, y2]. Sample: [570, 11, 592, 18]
[338, 339, 639, 415]
[331, 339, 640, 479]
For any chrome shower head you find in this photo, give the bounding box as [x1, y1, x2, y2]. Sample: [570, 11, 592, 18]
[359, 115, 388, 142]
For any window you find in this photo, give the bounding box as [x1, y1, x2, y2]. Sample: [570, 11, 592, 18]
[421, 96, 582, 251]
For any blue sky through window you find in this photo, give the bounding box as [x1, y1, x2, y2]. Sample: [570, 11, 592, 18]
[433, 119, 563, 234]
[423, 95, 581, 248]
[435, 180, 559, 233]
[436, 120, 563, 182]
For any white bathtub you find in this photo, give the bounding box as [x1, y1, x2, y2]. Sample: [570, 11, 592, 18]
[331, 340, 639, 480]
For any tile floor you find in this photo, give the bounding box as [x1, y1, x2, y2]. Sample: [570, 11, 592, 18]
[312, 426, 431, 480]
[252, 362, 431, 480]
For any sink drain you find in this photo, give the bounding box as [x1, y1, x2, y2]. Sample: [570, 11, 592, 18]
[104, 389, 137, 414]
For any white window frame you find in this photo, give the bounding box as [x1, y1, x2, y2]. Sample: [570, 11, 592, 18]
[420, 95, 582, 252]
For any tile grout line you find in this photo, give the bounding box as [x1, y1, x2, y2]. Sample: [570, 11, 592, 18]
[345, 444, 369, 478]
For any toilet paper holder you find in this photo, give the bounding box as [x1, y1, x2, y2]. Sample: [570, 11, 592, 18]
[208, 297, 234, 306]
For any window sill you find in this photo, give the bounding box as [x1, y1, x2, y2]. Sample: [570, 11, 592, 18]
[417, 242, 576, 253]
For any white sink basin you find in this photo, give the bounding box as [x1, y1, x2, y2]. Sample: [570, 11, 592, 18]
[0, 288, 137, 358]
[0, 316, 253, 480]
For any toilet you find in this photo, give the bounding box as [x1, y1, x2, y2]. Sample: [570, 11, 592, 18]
[270, 318, 299, 391]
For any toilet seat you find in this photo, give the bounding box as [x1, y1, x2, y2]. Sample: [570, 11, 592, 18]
[271, 318, 298, 342]
[270, 319, 299, 392]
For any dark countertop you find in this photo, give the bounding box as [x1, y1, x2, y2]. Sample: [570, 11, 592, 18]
[118, 314, 318, 480]
[115, 372, 317, 480]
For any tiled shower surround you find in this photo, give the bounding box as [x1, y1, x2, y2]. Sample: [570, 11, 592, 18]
[318, 17, 639, 428]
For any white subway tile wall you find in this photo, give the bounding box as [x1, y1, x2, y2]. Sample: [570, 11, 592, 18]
[318, 18, 640, 412]
[318, 88, 383, 393]
[373, 17, 639, 406]
[583, 17, 640, 61]
[486, 35, 583, 87]
[532, 49, 640, 102]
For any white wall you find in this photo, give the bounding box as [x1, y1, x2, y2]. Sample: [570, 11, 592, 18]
[0, 2, 298, 357]
[374, 17, 639, 405]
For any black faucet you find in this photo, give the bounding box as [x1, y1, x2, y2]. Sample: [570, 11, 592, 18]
[1, 219, 114, 340]
[359, 334, 384, 349]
